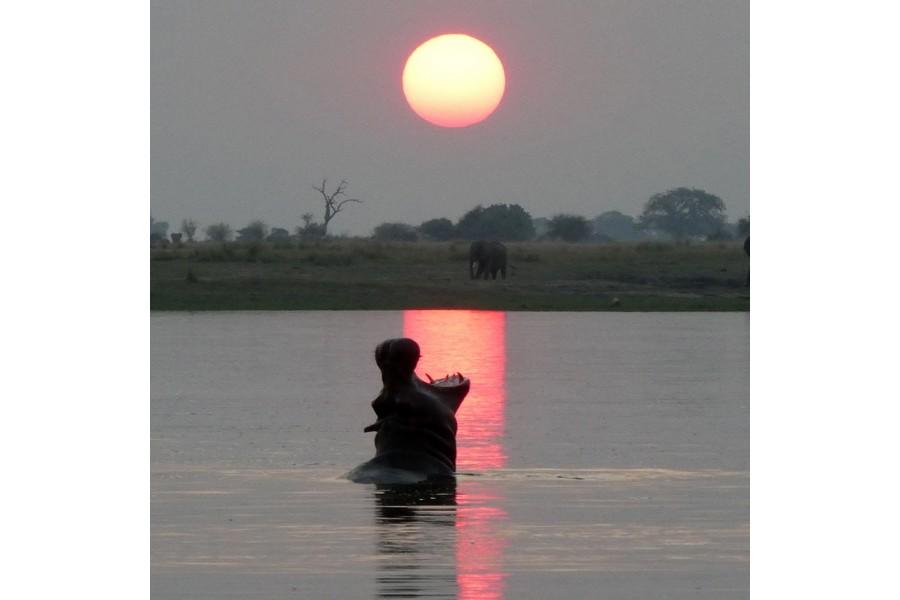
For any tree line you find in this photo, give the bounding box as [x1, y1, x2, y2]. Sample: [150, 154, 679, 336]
[152, 186, 749, 245]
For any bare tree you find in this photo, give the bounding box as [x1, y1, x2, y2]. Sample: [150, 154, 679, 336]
[312, 179, 362, 236]
[181, 219, 198, 242]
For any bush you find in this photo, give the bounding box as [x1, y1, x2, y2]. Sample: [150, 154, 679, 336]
[419, 218, 456, 241]
[237, 220, 268, 243]
[456, 204, 535, 241]
[295, 223, 325, 240]
[592, 211, 640, 241]
[150, 217, 169, 240]
[372, 222, 418, 242]
[547, 214, 591, 242]
[267, 227, 291, 243]
[204, 222, 233, 242]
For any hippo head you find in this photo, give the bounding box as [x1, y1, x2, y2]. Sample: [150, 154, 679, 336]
[348, 338, 472, 484]
[374, 338, 421, 389]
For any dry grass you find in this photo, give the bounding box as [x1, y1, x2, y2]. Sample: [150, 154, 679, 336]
[151, 239, 749, 311]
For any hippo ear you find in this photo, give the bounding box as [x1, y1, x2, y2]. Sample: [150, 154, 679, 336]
[374, 339, 392, 369]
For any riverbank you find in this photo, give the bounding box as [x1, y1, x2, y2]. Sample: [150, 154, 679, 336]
[150, 240, 749, 311]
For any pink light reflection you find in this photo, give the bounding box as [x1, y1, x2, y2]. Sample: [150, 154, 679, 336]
[455, 482, 507, 600]
[402, 309, 507, 470]
[403, 309, 508, 600]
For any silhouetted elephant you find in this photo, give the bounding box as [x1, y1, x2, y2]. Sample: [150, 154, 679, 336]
[469, 240, 507, 280]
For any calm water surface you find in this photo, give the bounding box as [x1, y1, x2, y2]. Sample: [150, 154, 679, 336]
[152, 311, 748, 599]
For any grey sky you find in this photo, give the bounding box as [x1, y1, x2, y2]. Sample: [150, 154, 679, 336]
[151, 0, 748, 237]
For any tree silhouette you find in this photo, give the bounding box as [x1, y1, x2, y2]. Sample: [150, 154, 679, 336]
[237, 220, 268, 242]
[638, 188, 726, 240]
[547, 214, 591, 242]
[593, 211, 640, 241]
[205, 222, 232, 242]
[267, 227, 291, 242]
[150, 216, 169, 241]
[180, 219, 198, 242]
[313, 179, 362, 237]
[456, 203, 535, 241]
[419, 218, 456, 241]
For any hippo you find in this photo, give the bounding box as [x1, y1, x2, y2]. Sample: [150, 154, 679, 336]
[346, 338, 470, 484]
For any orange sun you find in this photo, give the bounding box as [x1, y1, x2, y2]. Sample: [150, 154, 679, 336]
[402, 34, 506, 128]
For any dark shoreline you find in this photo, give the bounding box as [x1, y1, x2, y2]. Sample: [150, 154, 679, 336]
[150, 240, 749, 312]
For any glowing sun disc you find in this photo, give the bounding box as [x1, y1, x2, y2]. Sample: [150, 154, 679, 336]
[402, 33, 505, 128]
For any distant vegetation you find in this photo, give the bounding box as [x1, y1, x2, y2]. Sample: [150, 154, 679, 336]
[151, 239, 749, 312]
[152, 183, 750, 311]
[418, 218, 455, 241]
[180, 219, 197, 242]
[204, 222, 232, 242]
[546, 214, 592, 242]
[152, 186, 749, 246]
[593, 211, 641, 242]
[638, 188, 728, 240]
[150, 217, 169, 242]
[455, 204, 536, 241]
[373, 222, 418, 242]
[237, 220, 268, 243]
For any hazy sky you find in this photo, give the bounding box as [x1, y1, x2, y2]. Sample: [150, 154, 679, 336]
[151, 0, 748, 237]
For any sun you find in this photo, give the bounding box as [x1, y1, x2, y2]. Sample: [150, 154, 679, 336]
[402, 34, 505, 128]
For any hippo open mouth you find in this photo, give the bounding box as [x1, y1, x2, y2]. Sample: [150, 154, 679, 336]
[346, 338, 471, 484]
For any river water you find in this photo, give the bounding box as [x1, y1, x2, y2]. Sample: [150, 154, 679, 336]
[151, 310, 748, 599]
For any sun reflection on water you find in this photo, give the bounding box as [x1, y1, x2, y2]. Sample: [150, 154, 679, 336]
[403, 309, 507, 470]
[404, 309, 508, 600]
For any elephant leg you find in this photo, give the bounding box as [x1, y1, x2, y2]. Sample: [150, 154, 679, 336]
[469, 241, 488, 280]
[500, 265, 506, 280]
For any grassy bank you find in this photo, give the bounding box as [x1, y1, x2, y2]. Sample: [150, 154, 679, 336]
[150, 240, 750, 311]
